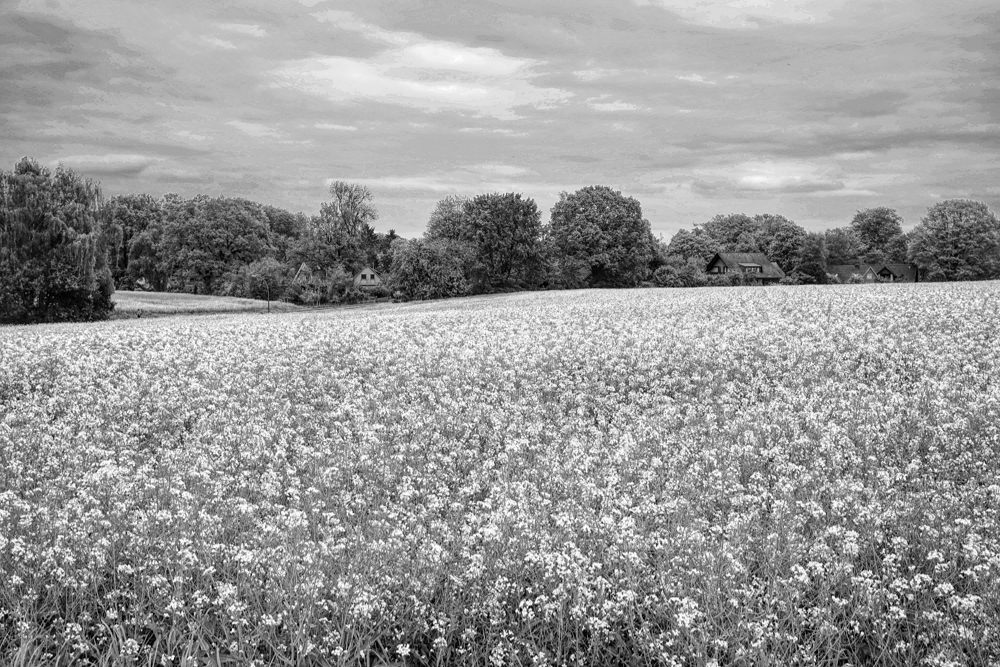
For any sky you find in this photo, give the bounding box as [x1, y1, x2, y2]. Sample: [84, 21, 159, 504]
[2, 0, 999, 238]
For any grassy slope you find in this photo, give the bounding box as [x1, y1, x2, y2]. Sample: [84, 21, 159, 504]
[112, 290, 303, 317]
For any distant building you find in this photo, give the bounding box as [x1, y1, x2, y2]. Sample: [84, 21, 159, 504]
[705, 253, 786, 284]
[354, 266, 383, 290]
[292, 263, 327, 284]
[827, 263, 919, 283]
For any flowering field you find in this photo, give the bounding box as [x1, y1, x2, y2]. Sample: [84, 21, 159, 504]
[2, 283, 999, 667]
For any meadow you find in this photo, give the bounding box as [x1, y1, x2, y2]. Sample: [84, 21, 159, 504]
[111, 291, 303, 318]
[1, 284, 999, 666]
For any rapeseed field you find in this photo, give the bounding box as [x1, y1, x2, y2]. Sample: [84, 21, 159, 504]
[2, 284, 998, 666]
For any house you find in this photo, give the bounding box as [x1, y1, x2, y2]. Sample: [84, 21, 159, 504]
[354, 266, 383, 290]
[827, 263, 919, 283]
[291, 263, 327, 284]
[705, 253, 786, 284]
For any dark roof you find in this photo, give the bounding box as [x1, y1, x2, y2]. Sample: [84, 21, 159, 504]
[883, 264, 918, 282]
[828, 263, 919, 282]
[707, 253, 786, 279]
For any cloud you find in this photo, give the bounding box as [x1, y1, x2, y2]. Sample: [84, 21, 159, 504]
[819, 90, 909, 118]
[51, 153, 157, 175]
[693, 160, 848, 195]
[639, 0, 845, 29]
[218, 24, 267, 38]
[315, 123, 357, 131]
[676, 74, 715, 85]
[572, 68, 621, 82]
[227, 120, 282, 138]
[459, 127, 528, 136]
[202, 37, 237, 50]
[312, 10, 411, 46]
[272, 11, 570, 119]
[556, 155, 602, 163]
[590, 100, 643, 112]
[324, 166, 575, 195]
[273, 55, 569, 119]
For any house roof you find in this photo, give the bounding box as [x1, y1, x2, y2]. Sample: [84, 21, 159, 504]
[829, 263, 919, 282]
[355, 265, 380, 278]
[707, 253, 786, 279]
[883, 264, 919, 282]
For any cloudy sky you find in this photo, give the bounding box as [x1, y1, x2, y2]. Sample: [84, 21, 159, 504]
[2, 0, 998, 238]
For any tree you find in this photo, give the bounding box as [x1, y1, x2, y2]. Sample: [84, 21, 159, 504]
[908, 199, 1000, 281]
[296, 181, 379, 273]
[546, 185, 654, 287]
[666, 228, 719, 265]
[262, 205, 306, 262]
[322, 181, 378, 237]
[160, 196, 275, 294]
[0, 157, 115, 323]
[104, 193, 162, 290]
[462, 192, 543, 290]
[388, 238, 473, 300]
[699, 213, 758, 248]
[752, 214, 807, 274]
[425, 195, 471, 242]
[825, 227, 863, 266]
[850, 207, 906, 263]
[796, 232, 828, 284]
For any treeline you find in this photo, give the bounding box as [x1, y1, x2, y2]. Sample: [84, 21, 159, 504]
[661, 203, 1000, 286]
[3, 155, 1000, 324]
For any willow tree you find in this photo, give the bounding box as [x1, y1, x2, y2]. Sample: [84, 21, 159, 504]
[0, 157, 115, 323]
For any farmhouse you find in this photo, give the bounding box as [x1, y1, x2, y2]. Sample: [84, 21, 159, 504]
[292, 262, 326, 284]
[354, 266, 383, 290]
[828, 263, 919, 283]
[705, 253, 786, 284]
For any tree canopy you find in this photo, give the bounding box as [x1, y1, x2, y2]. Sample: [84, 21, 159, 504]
[0, 158, 114, 323]
[908, 199, 1000, 281]
[546, 185, 654, 287]
[850, 207, 907, 263]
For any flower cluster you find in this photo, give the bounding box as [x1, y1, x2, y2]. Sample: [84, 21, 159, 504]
[2, 282, 999, 666]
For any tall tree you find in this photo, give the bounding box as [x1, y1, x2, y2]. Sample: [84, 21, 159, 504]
[825, 227, 863, 265]
[666, 228, 719, 265]
[699, 213, 758, 248]
[321, 181, 378, 237]
[546, 185, 654, 287]
[104, 193, 162, 290]
[0, 157, 114, 323]
[159, 195, 275, 294]
[425, 195, 471, 242]
[797, 232, 829, 284]
[908, 199, 1000, 281]
[850, 207, 906, 263]
[297, 181, 379, 272]
[463, 192, 543, 290]
[752, 214, 807, 274]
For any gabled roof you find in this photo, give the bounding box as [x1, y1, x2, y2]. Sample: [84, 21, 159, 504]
[354, 265, 380, 278]
[883, 264, 918, 282]
[707, 253, 786, 279]
[828, 263, 919, 282]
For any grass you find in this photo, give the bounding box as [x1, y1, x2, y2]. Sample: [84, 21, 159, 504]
[111, 290, 303, 317]
[2, 283, 1000, 666]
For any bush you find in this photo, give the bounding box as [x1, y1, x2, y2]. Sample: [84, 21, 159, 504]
[389, 238, 472, 301]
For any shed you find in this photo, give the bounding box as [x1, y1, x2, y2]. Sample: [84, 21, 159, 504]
[354, 266, 383, 289]
[705, 253, 786, 284]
